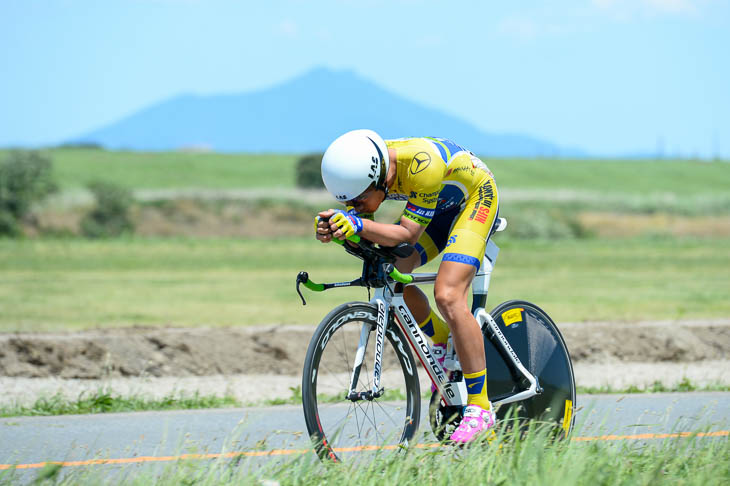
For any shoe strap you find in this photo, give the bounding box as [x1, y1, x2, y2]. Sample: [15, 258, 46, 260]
[463, 405, 486, 418]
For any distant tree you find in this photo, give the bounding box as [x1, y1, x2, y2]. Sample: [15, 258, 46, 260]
[80, 181, 134, 238]
[0, 150, 57, 236]
[295, 153, 325, 189]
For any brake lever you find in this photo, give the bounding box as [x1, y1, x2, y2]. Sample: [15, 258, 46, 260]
[296, 271, 309, 305]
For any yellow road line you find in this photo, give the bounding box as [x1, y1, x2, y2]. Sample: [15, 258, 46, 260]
[1, 431, 726, 470]
[572, 430, 729, 442]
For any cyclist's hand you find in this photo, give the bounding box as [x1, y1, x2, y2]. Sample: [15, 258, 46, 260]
[315, 210, 336, 243]
[330, 209, 363, 239]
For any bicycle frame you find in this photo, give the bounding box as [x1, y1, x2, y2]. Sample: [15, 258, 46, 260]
[346, 238, 541, 409]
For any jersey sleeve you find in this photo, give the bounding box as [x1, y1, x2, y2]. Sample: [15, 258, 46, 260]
[345, 206, 374, 220]
[401, 150, 444, 226]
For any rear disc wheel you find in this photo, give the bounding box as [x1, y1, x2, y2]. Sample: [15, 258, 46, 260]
[485, 300, 576, 438]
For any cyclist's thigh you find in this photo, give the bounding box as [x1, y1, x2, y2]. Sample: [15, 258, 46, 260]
[413, 206, 461, 268]
[441, 177, 499, 271]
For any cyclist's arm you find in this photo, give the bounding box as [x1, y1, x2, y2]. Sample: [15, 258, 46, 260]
[343, 176, 441, 246]
[358, 216, 424, 246]
[321, 209, 424, 246]
[359, 166, 442, 246]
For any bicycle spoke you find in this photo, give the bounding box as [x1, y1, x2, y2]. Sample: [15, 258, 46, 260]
[355, 400, 385, 443]
[353, 402, 367, 446]
[374, 399, 402, 430]
[328, 404, 356, 434]
[361, 402, 376, 442]
[317, 360, 350, 392]
[303, 304, 420, 461]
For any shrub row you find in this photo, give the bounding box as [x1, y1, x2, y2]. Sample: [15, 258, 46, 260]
[0, 150, 133, 238]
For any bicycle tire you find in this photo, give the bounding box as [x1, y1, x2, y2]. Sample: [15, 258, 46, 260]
[302, 302, 421, 462]
[485, 300, 576, 437]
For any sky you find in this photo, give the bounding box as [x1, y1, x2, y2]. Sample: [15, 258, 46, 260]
[1, 0, 729, 158]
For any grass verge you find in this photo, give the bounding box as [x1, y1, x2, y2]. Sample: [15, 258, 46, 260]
[0, 389, 239, 417]
[3, 378, 728, 417]
[577, 377, 730, 395]
[262, 379, 730, 408]
[3, 380, 728, 418]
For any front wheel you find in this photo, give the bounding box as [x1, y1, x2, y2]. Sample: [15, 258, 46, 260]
[302, 302, 421, 462]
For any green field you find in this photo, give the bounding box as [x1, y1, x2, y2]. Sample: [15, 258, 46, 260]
[3, 148, 729, 198]
[2, 236, 728, 332]
[0, 148, 299, 191]
[2, 148, 729, 331]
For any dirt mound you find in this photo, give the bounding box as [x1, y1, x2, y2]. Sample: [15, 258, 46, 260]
[0, 327, 306, 379]
[1, 321, 728, 379]
[559, 320, 730, 363]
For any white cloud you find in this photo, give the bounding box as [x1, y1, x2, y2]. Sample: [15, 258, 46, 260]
[592, 0, 701, 17]
[144, 0, 204, 4]
[497, 17, 539, 40]
[412, 34, 444, 48]
[644, 0, 698, 14]
[496, 15, 580, 41]
[315, 29, 332, 42]
[276, 19, 298, 38]
[495, 0, 713, 41]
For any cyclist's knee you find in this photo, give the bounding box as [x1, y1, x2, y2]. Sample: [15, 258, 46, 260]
[395, 252, 419, 273]
[434, 285, 468, 322]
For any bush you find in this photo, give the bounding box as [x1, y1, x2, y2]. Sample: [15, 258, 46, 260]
[295, 153, 325, 189]
[80, 181, 134, 238]
[0, 150, 57, 236]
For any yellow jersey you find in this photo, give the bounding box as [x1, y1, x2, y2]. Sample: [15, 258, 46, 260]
[385, 137, 495, 227]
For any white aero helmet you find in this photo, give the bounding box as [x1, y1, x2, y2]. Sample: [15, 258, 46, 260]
[321, 129, 390, 202]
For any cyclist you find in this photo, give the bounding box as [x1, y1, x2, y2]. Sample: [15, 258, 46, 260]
[315, 129, 499, 444]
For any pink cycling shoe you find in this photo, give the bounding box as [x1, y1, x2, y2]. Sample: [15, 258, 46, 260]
[449, 404, 496, 444]
[430, 343, 448, 394]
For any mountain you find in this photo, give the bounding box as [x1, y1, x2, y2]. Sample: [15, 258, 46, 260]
[70, 68, 581, 156]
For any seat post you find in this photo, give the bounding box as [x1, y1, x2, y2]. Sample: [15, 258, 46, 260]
[471, 239, 500, 313]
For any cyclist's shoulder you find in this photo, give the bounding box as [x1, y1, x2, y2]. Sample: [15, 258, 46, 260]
[424, 137, 473, 158]
[387, 137, 445, 190]
[386, 137, 443, 160]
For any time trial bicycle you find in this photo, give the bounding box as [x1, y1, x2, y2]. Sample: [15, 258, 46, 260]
[296, 217, 575, 462]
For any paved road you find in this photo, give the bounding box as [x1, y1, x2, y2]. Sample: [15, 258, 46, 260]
[1, 392, 728, 473]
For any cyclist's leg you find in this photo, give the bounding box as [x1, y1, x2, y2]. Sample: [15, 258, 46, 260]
[396, 210, 458, 345]
[395, 250, 429, 323]
[396, 249, 451, 346]
[435, 176, 499, 412]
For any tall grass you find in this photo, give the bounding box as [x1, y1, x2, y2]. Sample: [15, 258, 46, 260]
[2, 422, 727, 485]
